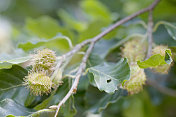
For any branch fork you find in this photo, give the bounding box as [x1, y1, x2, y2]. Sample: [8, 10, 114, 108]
[49, 0, 161, 116]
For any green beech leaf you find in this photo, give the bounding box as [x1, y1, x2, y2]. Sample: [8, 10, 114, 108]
[18, 34, 72, 52]
[26, 16, 60, 39]
[29, 109, 55, 117]
[79, 20, 109, 42]
[26, 16, 74, 39]
[0, 99, 55, 117]
[0, 99, 34, 117]
[89, 89, 126, 114]
[0, 56, 31, 69]
[0, 65, 27, 97]
[164, 23, 176, 40]
[0, 65, 40, 109]
[80, 0, 111, 21]
[58, 10, 86, 32]
[87, 54, 104, 67]
[88, 58, 130, 93]
[0, 67, 75, 117]
[91, 39, 119, 59]
[137, 50, 172, 68]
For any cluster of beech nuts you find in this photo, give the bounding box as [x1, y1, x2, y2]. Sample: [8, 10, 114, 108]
[121, 38, 172, 95]
[24, 49, 57, 96]
[23, 38, 172, 96]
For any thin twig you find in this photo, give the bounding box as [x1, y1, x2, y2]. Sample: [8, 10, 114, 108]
[53, 0, 160, 69]
[91, 0, 160, 43]
[51, 39, 92, 80]
[53, 41, 96, 117]
[51, 0, 161, 116]
[144, 1, 176, 97]
[147, 79, 176, 97]
[146, 10, 154, 59]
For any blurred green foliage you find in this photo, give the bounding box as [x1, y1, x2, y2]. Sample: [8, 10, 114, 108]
[0, 0, 176, 117]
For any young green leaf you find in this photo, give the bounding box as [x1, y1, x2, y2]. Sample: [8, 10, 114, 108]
[137, 50, 172, 68]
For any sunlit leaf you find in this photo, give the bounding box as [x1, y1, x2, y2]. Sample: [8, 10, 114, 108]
[80, 0, 112, 21]
[18, 34, 72, 52]
[58, 10, 86, 32]
[26, 16, 74, 40]
[79, 20, 109, 42]
[0, 56, 31, 69]
[137, 50, 172, 68]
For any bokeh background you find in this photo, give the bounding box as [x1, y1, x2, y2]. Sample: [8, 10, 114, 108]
[0, 0, 176, 117]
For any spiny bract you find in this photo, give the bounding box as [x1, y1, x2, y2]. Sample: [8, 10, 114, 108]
[123, 64, 146, 95]
[152, 45, 168, 56]
[24, 71, 52, 96]
[121, 37, 147, 63]
[32, 48, 56, 74]
[152, 45, 171, 74]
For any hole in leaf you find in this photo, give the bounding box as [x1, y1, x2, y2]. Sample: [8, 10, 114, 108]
[107, 79, 111, 83]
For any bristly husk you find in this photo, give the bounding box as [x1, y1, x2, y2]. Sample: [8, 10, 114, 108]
[121, 37, 147, 63]
[152, 45, 172, 74]
[24, 70, 52, 96]
[123, 64, 146, 95]
[32, 48, 56, 75]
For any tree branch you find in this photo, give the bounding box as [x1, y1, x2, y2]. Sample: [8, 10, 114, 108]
[51, 0, 161, 116]
[53, 41, 96, 117]
[146, 10, 154, 59]
[54, 0, 160, 64]
[147, 79, 176, 97]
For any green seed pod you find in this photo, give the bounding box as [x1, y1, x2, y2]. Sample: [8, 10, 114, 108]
[24, 71, 52, 96]
[123, 64, 146, 95]
[32, 48, 56, 74]
[121, 37, 147, 63]
[152, 45, 171, 74]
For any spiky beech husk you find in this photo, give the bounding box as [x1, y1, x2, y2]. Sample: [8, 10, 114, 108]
[32, 48, 56, 74]
[152, 45, 168, 56]
[121, 38, 147, 63]
[152, 45, 171, 74]
[24, 71, 52, 96]
[123, 64, 146, 95]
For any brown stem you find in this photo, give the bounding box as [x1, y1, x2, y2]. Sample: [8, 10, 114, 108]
[146, 10, 154, 59]
[54, 41, 96, 117]
[57, 0, 160, 61]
